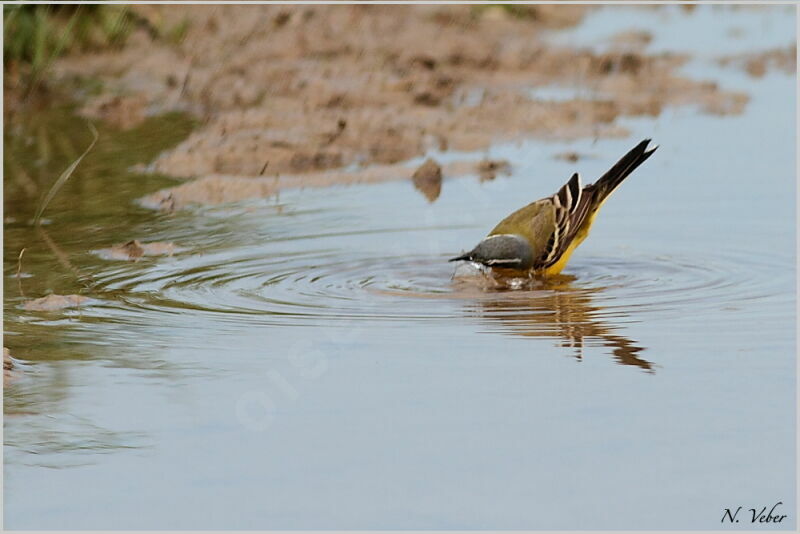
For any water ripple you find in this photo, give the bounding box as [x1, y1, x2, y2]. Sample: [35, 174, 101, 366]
[84, 242, 791, 335]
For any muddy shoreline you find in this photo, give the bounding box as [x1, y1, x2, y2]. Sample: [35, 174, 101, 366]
[36, 5, 772, 208]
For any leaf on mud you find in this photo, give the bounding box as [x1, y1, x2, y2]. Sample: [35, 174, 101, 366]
[23, 294, 90, 311]
[96, 240, 178, 261]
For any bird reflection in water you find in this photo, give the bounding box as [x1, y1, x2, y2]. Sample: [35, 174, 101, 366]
[453, 266, 654, 372]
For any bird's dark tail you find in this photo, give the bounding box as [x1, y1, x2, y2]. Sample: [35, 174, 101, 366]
[592, 139, 658, 204]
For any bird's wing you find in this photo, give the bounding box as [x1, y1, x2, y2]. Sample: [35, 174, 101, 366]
[536, 140, 658, 269]
[535, 173, 596, 269]
[489, 197, 554, 257]
[489, 174, 591, 268]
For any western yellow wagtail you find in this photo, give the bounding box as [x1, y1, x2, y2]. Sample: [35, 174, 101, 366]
[450, 139, 658, 276]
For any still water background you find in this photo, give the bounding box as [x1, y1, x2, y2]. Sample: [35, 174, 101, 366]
[4, 6, 796, 529]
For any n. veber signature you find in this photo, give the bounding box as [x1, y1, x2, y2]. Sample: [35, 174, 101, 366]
[721, 502, 787, 524]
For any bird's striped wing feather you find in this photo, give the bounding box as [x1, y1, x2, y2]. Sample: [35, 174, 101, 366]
[536, 173, 596, 269]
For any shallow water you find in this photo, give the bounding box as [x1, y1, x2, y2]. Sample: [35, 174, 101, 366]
[4, 6, 796, 529]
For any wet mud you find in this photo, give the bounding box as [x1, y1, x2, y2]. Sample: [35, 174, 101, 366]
[49, 5, 751, 207]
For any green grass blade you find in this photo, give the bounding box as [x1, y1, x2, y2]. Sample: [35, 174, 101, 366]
[33, 121, 99, 226]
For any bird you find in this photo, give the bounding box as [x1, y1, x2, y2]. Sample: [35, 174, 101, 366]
[450, 139, 658, 276]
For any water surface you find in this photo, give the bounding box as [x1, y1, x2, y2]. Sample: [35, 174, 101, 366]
[4, 6, 795, 529]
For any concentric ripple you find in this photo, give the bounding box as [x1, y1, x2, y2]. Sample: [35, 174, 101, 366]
[85, 239, 793, 333]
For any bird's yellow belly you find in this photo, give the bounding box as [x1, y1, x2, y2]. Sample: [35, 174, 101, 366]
[540, 234, 586, 276]
[539, 210, 600, 276]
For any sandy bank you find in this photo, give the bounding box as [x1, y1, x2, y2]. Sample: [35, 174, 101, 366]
[51, 5, 753, 208]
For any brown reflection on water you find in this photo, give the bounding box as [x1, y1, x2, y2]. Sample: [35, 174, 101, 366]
[457, 273, 653, 372]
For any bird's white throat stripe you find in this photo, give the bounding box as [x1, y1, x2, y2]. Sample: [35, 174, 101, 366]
[486, 258, 522, 265]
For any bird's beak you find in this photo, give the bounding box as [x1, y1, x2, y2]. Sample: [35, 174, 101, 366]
[449, 253, 472, 262]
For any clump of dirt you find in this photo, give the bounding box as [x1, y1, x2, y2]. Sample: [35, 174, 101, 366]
[116, 240, 145, 260]
[476, 159, 512, 181]
[473, 4, 587, 28]
[553, 151, 601, 163]
[411, 158, 443, 202]
[4, 347, 16, 386]
[23, 294, 90, 311]
[49, 5, 750, 207]
[81, 93, 149, 129]
[718, 45, 796, 78]
[554, 151, 584, 163]
[609, 30, 653, 49]
[95, 240, 178, 260]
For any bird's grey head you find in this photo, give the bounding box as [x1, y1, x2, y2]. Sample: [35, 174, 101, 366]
[449, 234, 534, 270]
